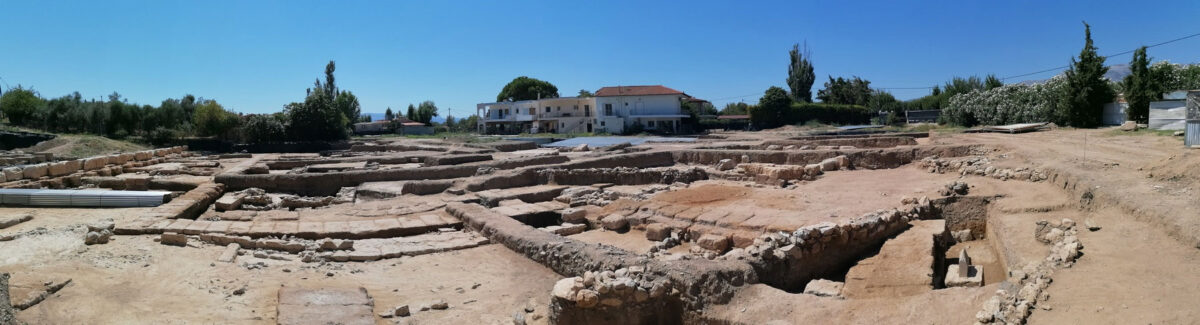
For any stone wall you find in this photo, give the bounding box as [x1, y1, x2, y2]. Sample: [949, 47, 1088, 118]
[463, 152, 677, 192]
[1, 146, 185, 188]
[536, 167, 708, 186]
[671, 144, 978, 169]
[423, 154, 493, 166]
[760, 136, 919, 149]
[445, 203, 756, 314]
[0, 272, 19, 325]
[723, 205, 933, 292]
[217, 155, 568, 196]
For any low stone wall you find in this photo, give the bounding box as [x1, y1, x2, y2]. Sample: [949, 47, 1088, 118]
[445, 203, 756, 315]
[723, 205, 933, 292]
[0, 273, 18, 325]
[465, 140, 539, 152]
[762, 136, 918, 149]
[786, 131, 930, 140]
[671, 144, 978, 169]
[463, 152, 678, 192]
[423, 154, 492, 166]
[537, 167, 708, 186]
[263, 152, 437, 170]
[148, 183, 224, 220]
[0, 146, 185, 185]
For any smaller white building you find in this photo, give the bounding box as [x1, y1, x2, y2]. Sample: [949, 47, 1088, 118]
[476, 85, 701, 135]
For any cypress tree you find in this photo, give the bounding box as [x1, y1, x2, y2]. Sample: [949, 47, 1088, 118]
[1122, 46, 1152, 123]
[1062, 22, 1114, 127]
[787, 42, 816, 102]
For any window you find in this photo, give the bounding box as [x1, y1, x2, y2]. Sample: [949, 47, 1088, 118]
[600, 121, 606, 126]
[545, 107, 551, 113]
[528, 108, 534, 115]
[556, 106, 561, 112]
[604, 104, 613, 116]
[584, 105, 589, 110]
[573, 105, 578, 110]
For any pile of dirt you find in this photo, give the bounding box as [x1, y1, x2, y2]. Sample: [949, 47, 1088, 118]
[24, 134, 148, 158]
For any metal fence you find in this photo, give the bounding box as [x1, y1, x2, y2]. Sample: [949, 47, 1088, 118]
[1187, 91, 1199, 147]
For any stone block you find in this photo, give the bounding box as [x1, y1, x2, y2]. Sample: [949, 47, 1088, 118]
[160, 232, 188, 246]
[644, 223, 673, 241]
[945, 265, 983, 287]
[22, 163, 48, 179]
[600, 214, 628, 231]
[214, 192, 246, 211]
[803, 279, 844, 298]
[551, 223, 587, 236]
[696, 233, 730, 252]
[217, 243, 240, 263]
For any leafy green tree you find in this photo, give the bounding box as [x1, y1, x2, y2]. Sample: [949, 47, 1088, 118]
[415, 101, 439, 124]
[578, 89, 594, 97]
[287, 67, 349, 141]
[1122, 46, 1153, 123]
[1062, 22, 1114, 128]
[458, 115, 480, 133]
[406, 104, 416, 121]
[750, 86, 792, 128]
[816, 76, 872, 105]
[193, 100, 240, 139]
[0, 86, 45, 126]
[242, 113, 288, 144]
[496, 76, 559, 101]
[787, 42, 816, 102]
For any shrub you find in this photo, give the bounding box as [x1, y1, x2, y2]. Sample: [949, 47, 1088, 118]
[784, 102, 873, 125]
[942, 76, 1068, 127]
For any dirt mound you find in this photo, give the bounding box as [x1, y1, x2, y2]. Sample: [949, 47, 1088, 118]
[24, 134, 148, 158]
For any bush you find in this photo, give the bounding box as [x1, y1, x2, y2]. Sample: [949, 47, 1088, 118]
[242, 114, 288, 144]
[942, 76, 1068, 127]
[147, 127, 182, 146]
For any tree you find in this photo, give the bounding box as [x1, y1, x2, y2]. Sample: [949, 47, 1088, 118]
[406, 104, 416, 121]
[287, 66, 349, 141]
[415, 101, 439, 124]
[985, 74, 1003, 90]
[787, 42, 816, 102]
[1062, 22, 1114, 128]
[242, 113, 288, 144]
[384, 107, 395, 121]
[193, 100, 240, 139]
[457, 115, 480, 133]
[1123, 46, 1153, 123]
[0, 86, 45, 126]
[720, 102, 750, 115]
[578, 89, 594, 97]
[816, 76, 872, 106]
[749, 86, 792, 128]
[496, 76, 559, 101]
[444, 115, 457, 131]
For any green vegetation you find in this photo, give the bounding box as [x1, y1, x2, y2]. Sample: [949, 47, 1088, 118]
[749, 86, 872, 128]
[496, 76, 559, 102]
[1061, 22, 1113, 128]
[787, 42, 815, 102]
[816, 76, 872, 105]
[1123, 46, 1153, 123]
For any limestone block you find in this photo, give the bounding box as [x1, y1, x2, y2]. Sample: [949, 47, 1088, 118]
[803, 279, 844, 298]
[22, 164, 48, 179]
[3, 167, 21, 180]
[600, 214, 628, 231]
[217, 243, 240, 263]
[644, 223, 673, 241]
[160, 232, 188, 246]
[945, 265, 983, 287]
[696, 233, 731, 252]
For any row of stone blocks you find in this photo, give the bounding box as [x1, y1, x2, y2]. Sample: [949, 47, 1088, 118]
[0, 146, 186, 184]
[120, 213, 463, 240]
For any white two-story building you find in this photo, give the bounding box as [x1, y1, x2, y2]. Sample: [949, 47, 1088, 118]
[476, 85, 702, 135]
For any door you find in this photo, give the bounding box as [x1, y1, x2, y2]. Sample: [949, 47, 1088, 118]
[587, 123, 593, 133]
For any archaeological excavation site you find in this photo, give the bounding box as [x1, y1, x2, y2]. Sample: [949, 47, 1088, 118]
[2, 128, 1199, 325]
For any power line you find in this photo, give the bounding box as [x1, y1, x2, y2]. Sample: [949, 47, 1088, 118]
[999, 31, 1200, 81]
[706, 31, 1200, 100]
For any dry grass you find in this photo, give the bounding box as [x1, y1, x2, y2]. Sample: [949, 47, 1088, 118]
[24, 134, 148, 158]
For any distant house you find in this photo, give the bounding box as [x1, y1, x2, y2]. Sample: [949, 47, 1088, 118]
[475, 85, 701, 135]
[352, 117, 433, 135]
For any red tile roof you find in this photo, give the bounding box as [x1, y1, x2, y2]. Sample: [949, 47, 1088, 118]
[595, 85, 686, 97]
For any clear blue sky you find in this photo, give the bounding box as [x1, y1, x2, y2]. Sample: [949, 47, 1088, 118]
[2, 0, 1198, 117]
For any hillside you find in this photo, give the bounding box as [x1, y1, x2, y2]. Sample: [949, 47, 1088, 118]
[23, 134, 150, 159]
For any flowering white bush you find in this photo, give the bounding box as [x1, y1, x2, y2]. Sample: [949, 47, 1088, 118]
[942, 76, 1068, 126]
[1150, 61, 1200, 91]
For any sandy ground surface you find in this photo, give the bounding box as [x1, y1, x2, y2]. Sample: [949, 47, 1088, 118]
[3, 129, 1199, 324]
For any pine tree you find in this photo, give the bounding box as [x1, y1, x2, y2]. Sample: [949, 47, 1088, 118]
[1062, 22, 1114, 128]
[787, 42, 816, 102]
[1122, 46, 1152, 123]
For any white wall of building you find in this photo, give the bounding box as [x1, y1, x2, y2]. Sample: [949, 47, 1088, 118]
[477, 94, 687, 134]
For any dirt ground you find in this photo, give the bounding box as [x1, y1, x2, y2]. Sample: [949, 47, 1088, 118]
[3, 127, 1199, 324]
[23, 134, 148, 159]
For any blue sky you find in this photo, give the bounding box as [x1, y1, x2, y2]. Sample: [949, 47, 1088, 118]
[2, 0, 1199, 117]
